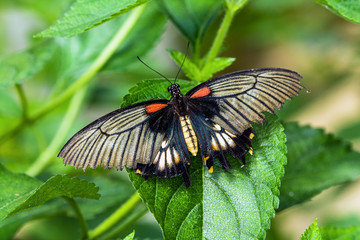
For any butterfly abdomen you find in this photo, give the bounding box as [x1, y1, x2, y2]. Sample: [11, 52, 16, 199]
[179, 115, 198, 156]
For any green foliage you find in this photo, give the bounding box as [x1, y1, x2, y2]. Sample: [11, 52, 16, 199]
[124, 230, 135, 240]
[122, 79, 196, 107]
[279, 123, 360, 211]
[1, 0, 360, 239]
[300, 219, 360, 240]
[321, 226, 360, 240]
[0, 89, 21, 118]
[0, 163, 100, 220]
[0, 164, 42, 220]
[300, 219, 322, 240]
[36, 0, 150, 38]
[103, 5, 166, 71]
[156, 0, 223, 44]
[0, 41, 55, 88]
[169, 49, 235, 82]
[224, 0, 250, 11]
[315, 0, 360, 24]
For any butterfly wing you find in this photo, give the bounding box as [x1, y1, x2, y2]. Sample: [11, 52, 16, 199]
[58, 100, 176, 172]
[186, 68, 303, 169]
[135, 115, 192, 187]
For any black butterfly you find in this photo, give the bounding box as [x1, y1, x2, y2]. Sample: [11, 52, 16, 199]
[58, 68, 303, 188]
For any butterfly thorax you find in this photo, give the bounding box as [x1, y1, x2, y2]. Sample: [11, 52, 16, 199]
[168, 84, 188, 116]
[168, 84, 198, 156]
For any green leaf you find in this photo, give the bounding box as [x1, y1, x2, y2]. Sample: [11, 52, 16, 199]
[168, 50, 202, 81]
[0, 175, 133, 239]
[121, 78, 196, 107]
[124, 230, 135, 240]
[279, 123, 360, 210]
[74, 175, 135, 219]
[201, 56, 236, 80]
[315, 0, 360, 24]
[0, 200, 67, 239]
[49, 3, 164, 95]
[169, 49, 235, 82]
[224, 0, 250, 12]
[0, 164, 100, 220]
[337, 120, 360, 140]
[0, 164, 41, 220]
[0, 41, 55, 88]
[300, 219, 322, 240]
[156, 0, 223, 44]
[321, 225, 360, 240]
[36, 0, 150, 38]
[122, 82, 287, 239]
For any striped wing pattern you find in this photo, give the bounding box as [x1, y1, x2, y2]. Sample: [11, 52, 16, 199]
[58, 68, 304, 187]
[189, 109, 254, 171]
[135, 116, 192, 186]
[187, 68, 303, 136]
[58, 101, 168, 171]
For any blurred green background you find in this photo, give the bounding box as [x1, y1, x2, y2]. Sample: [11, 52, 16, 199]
[0, 0, 359, 239]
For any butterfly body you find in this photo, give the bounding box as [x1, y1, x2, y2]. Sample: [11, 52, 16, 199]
[58, 68, 304, 188]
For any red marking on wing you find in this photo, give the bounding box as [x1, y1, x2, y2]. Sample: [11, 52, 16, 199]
[190, 86, 211, 98]
[145, 104, 168, 113]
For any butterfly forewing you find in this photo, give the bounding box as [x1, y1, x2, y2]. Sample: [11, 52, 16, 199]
[58, 100, 169, 171]
[187, 68, 303, 126]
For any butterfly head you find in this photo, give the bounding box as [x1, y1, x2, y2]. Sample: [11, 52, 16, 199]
[168, 84, 181, 96]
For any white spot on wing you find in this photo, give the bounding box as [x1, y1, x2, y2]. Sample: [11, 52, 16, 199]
[215, 133, 227, 149]
[158, 152, 165, 170]
[225, 129, 237, 138]
[222, 133, 236, 147]
[213, 124, 221, 131]
[173, 147, 180, 164]
[153, 151, 160, 164]
[166, 148, 172, 166]
[161, 140, 168, 148]
[211, 136, 219, 151]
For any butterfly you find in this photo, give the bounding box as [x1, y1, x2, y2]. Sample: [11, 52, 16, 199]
[58, 67, 304, 188]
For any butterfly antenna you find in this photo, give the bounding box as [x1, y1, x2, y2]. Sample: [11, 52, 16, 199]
[137, 56, 172, 85]
[174, 42, 190, 84]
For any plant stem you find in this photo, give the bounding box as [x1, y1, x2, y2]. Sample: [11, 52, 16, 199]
[0, 4, 146, 145]
[89, 192, 142, 239]
[25, 87, 87, 177]
[203, 8, 236, 68]
[63, 197, 89, 240]
[15, 83, 28, 121]
[102, 205, 148, 240]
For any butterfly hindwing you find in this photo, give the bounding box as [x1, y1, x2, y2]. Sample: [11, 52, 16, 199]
[134, 116, 192, 187]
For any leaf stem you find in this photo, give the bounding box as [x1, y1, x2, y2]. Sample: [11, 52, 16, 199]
[63, 196, 89, 240]
[102, 205, 148, 240]
[25, 87, 87, 177]
[0, 4, 146, 145]
[89, 192, 142, 239]
[203, 8, 236, 69]
[15, 83, 28, 121]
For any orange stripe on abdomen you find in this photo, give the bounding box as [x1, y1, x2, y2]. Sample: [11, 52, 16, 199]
[145, 104, 168, 113]
[190, 86, 211, 98]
